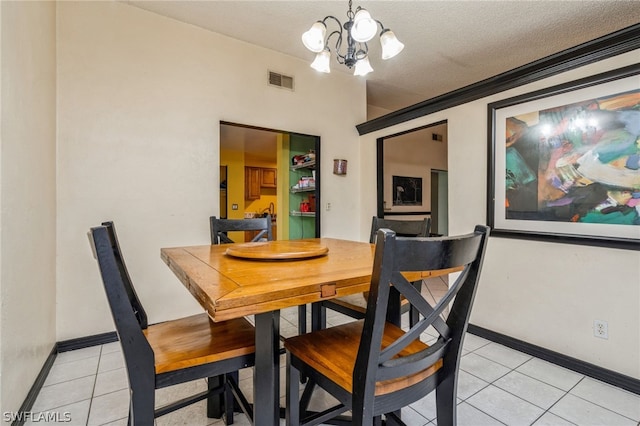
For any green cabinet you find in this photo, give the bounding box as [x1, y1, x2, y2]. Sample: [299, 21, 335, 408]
[289, 136, 319, 239]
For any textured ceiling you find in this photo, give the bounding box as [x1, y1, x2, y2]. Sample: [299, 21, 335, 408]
[127, 0, 640, 113]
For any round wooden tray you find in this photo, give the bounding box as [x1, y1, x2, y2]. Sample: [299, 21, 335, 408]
[225, 240, 328, 260]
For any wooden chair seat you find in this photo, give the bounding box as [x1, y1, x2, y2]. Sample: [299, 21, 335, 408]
[285, 226, 490, 426]
[89, 222, 256, 424]
[285, 320, 442, 396]
[145, 313, 255, 374]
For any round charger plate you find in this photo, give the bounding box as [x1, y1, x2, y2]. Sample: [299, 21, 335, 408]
[225, 240, 328, 260]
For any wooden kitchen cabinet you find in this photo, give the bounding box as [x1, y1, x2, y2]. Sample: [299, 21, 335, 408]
[245, 167, 261, 200]
[246, 167, 277, 199]
[260, 168, 277, 188]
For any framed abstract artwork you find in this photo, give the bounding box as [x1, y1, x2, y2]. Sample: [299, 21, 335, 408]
[488, 64, 640, 250]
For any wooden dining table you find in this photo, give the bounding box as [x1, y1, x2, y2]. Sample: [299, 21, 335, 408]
[160, 238, 376, 426]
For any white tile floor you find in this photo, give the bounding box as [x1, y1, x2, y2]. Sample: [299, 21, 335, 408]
[27, 280, 640, 426]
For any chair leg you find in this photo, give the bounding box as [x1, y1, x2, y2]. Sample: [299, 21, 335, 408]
[311, 302, 326, 331]
[409, 305, 420, 327]
[130, 385, 155, 425]
[435, 372, 457, 426]
[127, 402, 133, 426]
[223, 372, 238, 425]
[230, 371, 242, 412]
[410, 280, 422, 327]
[285, 353, 300, 426]
[384, 411, 406, 426]
[207, 375, 225, 419]
[352, 398, 376, 426]
[298, 304, 307, 334]
[299, 378, 316, 414]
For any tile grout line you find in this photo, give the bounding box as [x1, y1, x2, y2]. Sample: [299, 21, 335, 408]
[460, 350, 554, 424]
[457, 394, 509, 426]
[36, 311, 640, 426]
[472, 349, 532, 371]
[511, 367, 584, 395]
[537, 386, 577, 426]
[85, 345, 103, 426]
[563, 377, 640, 423]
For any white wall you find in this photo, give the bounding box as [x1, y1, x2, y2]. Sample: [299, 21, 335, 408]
[359, 50, 640, 378]
[56, 1, 366, 339]
[383, 126, 447, 213]
[0, 0, 57, 414]
[3, 3, 635, 415]
[367, 104, 391, 120]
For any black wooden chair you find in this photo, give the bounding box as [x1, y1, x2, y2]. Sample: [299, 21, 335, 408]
[89, 221, 255, 425]
[210, 215, 272, 244]
[285, 225, 490, 426]
[209, 214, 311, 350]
[369, 216, 431, 242]
[315, 216, 431, 329]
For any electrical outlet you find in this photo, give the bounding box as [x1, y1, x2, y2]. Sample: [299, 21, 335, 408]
[326, 202, 331, 211]
[594, 320, 608, 339]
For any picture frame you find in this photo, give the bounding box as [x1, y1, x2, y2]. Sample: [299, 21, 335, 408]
[487, 64, 640, 250]
[392, 175, 423, 206]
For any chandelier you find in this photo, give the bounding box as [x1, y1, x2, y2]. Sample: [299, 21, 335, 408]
[301, 0, 404, 76]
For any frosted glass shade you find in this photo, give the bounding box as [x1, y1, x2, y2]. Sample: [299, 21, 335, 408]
[351, 9, 377, 42]
[353, 56, 373, 76]
[380, 29, 404, 59]
[310, 49, 331, 73]
[302, 21, 327, 53]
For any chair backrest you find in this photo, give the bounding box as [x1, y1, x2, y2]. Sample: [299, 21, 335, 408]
[88, 225, 155, 382]
[356, 225, 490, 410]
[210, 215, 273, 244]
[369, 216, 431, 243]
[99, 221, 148, 329]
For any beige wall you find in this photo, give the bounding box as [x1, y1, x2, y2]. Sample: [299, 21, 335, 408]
[383, 126, 448, 213]
[359, 50, 640, 378]
[2, 0, 637, 414]
[56, 1, 366, 339]
[0, 0, 57, 414]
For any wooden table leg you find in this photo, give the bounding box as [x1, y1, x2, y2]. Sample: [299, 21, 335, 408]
[253, 311, 280, 426]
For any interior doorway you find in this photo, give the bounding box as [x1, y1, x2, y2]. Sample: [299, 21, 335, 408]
[220, 165, 228, 218]
[430, 169, 448, 236]
[376, 121, 449, 235]
[219, 121, 321, 241]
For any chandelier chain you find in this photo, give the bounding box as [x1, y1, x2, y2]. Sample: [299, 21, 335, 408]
[347, 0, 354, 20]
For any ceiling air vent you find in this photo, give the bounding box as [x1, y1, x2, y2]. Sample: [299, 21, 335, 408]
[268, 71, 294, 91]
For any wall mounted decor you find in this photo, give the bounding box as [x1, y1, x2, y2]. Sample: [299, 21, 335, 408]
[392, 175, 422, 206]
[333, 159, 348, 175]
[488, 64, 640, 250]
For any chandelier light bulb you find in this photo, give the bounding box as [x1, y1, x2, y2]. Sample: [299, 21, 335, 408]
[380, 29, 404, 60]
[353, 56, 373, 76]
[310, 48, 331, 73]
[302, 2, 404, 76]
[302, 21, 327, 53]
[351, 8, 377, 42]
